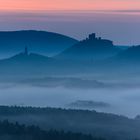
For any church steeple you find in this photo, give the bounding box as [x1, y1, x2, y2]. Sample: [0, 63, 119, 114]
[24, 46, 28, 55]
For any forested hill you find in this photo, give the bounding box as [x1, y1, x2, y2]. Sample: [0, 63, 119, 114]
[0, 106, 140, 140]
[0, 120, 98, 140]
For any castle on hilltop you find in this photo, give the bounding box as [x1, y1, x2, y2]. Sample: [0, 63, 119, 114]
[85, 33, 113, 47]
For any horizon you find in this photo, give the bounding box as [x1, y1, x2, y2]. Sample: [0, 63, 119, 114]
[0, 29, 134, 47]
[0, 0, 140, 45]
[0, 10, 140, 45]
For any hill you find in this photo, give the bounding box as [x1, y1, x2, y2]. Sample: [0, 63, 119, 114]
[98, 45, 140, 74]
[0, 47, 56, 76]
[0, 41, 140, 76]
[114, 45, 140, 63]
[0, 106, 140, 140]
[2, 47, 53, 64]
[0, 30, 78, 58]
[0, 47, 95, 76]
[56, 33, 121, 61]
[0, 120, 95, 140]
[73, 45, 140, 75]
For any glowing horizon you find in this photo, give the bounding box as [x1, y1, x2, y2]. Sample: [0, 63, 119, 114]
[0, 0, 140, 11]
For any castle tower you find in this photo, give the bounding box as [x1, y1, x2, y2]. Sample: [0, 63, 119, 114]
[89, 33, 96, 40]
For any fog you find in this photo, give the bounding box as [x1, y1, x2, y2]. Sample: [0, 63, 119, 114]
[0, 84, 140, 118]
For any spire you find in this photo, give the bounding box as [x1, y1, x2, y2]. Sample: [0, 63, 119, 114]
[24, 46, 28, 55]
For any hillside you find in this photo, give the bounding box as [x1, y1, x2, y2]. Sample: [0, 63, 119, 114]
[0, 40, 140, 76]
[0, 120, 95, 140]
[56, 33, 121, 61]
[0, 106, 140, 140]
[98, 45, 140, 74]
[0, 47, 56, 76]
[0, 30, 78, 58]
[114, 45, 140, 62]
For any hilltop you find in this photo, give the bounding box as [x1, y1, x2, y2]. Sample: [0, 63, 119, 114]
[0, 30, 78, 58]
[56, 33, 121, 61]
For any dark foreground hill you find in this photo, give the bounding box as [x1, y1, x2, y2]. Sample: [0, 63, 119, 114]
[0, 106, 140, 140]
[0, 120, 96, 140]
[0, 30, 78, 58]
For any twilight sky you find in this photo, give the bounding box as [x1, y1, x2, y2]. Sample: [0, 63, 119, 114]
[0, 0, 140, 45]
[1, 0, 140, 11]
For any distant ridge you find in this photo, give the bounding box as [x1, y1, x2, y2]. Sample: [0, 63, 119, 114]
[0, 35, 140, 76]
[0, 30, 78, 58]
[114, 45, 140, 62]
[0, 47, 56, 76]
[1, 47, 53, 64]
[90, 45, 140, 74]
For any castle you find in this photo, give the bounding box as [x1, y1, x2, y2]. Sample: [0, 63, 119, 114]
[85, 33, 113, 47]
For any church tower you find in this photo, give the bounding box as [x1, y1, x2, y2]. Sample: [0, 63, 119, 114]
[24, 46, 28, 55]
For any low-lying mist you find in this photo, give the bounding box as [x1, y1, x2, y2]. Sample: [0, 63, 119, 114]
[0, 83, 140, 118]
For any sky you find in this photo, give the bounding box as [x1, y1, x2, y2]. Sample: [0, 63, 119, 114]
[0, 0, 140, 11]
[0, 0, 140, 45]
